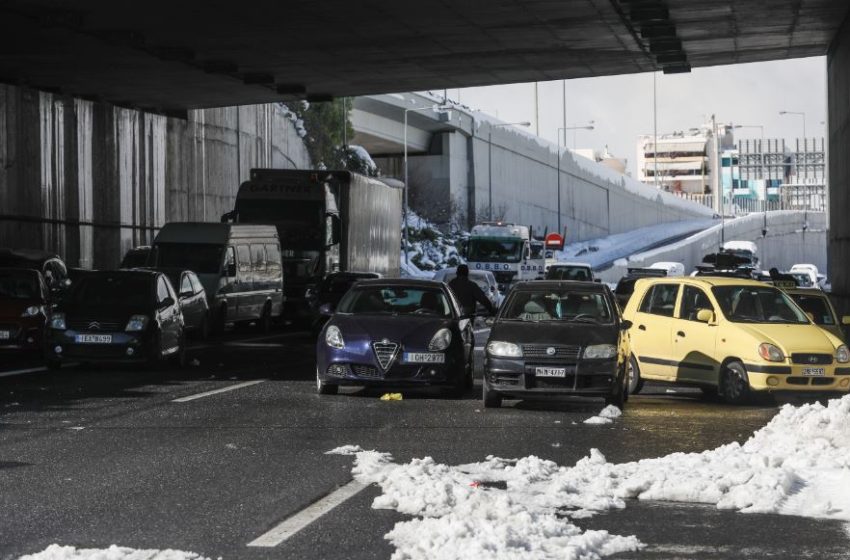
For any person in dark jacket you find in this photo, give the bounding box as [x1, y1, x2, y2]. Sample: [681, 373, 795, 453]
[448, 265, 496, 316]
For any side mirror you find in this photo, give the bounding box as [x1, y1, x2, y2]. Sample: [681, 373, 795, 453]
[490, 286, 496, 293]
[696, 309, 714, 323]
[842, 315, 850, 326]
[620, 320, 632, 331]
[484, 316, 495, 327]
[805, 312, 815, 322]
[160, 297, 175, 309]
[594, 278, 601, 283]
[327, 214, 342, 247]
[318, 303, 335, 316]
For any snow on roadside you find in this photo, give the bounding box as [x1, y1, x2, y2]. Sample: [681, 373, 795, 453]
[583, 405, 622, 425]
[18, 544, 212, 560]
[329, 395, 850, 559]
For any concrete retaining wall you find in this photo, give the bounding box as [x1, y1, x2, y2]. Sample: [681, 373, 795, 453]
[0, 85, 311, 268]
[828, 15, 850, 313]
[598, 211, 827, 283]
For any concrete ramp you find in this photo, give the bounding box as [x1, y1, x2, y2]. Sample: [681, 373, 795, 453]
[597, 211, 827, 283]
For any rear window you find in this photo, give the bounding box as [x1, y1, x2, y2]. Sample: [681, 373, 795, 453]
[546, 266, 592, 281]
[154, 243, 222, 274]
[0, 270, 42, 300]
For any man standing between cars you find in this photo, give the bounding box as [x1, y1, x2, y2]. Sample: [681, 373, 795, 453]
[448, 265, 496, 316]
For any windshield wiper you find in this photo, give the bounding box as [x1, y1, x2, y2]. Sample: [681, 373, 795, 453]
[568, 316, 601, 324]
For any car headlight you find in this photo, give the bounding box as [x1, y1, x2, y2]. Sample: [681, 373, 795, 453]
[583, 344, 617, 360]
[325, 325, 345, 349]
[428, 328, 452, 351]
[487, 341, 522, 357]
[125, 315, 149, 332]
[21, 305, 44, 318]
[836, 345, 850, 364]
[49, 313, 66, 330]
[758, 342, 785, 362]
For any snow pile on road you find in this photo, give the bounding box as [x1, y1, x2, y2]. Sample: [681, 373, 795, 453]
[18, 545, 211, 560]
[403, 210, 463, 273]
[330, 396, 850, 559]
[583, 405, 622, 425]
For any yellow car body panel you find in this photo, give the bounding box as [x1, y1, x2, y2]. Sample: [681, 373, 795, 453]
[622, 277, 850, 394]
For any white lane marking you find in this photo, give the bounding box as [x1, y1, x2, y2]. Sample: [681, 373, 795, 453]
[171, 379, 266, 403]
[247, 480, 368, 547]
[0, 362, 79, 378]
[0, 366, 47, 378]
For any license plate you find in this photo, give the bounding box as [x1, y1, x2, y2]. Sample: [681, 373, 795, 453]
[75, 334, 112, 344]
[802, 367, 825, 377]
[535, 367, 567, 378]
[404, 352, 445, 364]
[0, 331, 9, 340]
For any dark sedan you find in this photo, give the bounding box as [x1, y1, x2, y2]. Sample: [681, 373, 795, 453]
[315, 279, 474, 396]
[0, 268, 50, 352]
[164, 269, 210, 339]
[483, 281, 630, 408]
[45, 270, 186, 368]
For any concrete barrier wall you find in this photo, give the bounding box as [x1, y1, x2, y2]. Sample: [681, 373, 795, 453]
[597, 211, 827, 283]
[828, 16, 850, 313]
[0, 85, 311, 268]
[471, 122, 715, 241]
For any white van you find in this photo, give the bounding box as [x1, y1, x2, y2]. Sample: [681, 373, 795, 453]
[648, 261, 685, 277]
[150, 223, 284, 332]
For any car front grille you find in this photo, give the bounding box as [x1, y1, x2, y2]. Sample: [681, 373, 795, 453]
[372, 341, 399, 370]
[791, 353, 833, 365]
[522, 344, 582, 361]
[351, 364, 382, 378]
[67, 320, 123, 332]
[0, 323, 21, 337]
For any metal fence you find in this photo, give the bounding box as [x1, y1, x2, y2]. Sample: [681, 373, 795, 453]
[672, 184, 825, 216]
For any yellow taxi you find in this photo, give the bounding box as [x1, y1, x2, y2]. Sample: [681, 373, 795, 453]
[622, 276, 850, 404]
[783, 287, 848, 342]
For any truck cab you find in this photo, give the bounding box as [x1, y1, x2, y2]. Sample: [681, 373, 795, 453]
[464, 223, 545, 290]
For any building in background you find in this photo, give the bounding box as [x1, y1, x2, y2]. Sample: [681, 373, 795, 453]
[638, 122, 825, 214]
[571, 146, 628, 175]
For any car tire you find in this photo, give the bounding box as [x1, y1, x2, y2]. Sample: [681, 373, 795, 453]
[720, 361, 750, 405]
[147, 330, 164, 369]
[169, 335, 187, 368]
[257, 304, 272, 334]
[482, 380, 502, 408]
[627, 355, 644, 394]
[199, 314, 210, 341]
[316, 367, 338, 395]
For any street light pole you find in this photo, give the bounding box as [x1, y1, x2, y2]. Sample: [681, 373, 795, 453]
[556, 124, 595, 232]
[488, 121, 531, 221]
[779, 110, 807, 200]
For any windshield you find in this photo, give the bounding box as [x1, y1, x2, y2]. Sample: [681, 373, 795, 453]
[467, 239, 522, 263]
[338, 286, 452, 317]
[712, 286, 808, 324]
[789, 294, 835, 326]
[154, 243, 223, 274]
[121, 249, 150, 268]
[0, 270, 41, 300]
[69, 275, 150, 307]
[546, 266, 592, 281]
[501, 290, 614, 323]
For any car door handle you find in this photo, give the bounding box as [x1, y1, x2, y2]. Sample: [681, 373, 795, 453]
[677, 331, 686, 337]
[638, 324, 646, 331]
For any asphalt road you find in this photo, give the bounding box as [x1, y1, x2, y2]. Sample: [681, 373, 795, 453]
[0, 328, 848, 560]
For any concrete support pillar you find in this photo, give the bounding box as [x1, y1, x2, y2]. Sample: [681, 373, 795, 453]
[828, 14, 850, 313]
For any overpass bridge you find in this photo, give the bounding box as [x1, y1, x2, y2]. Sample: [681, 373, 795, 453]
[1, 0, 850, 307]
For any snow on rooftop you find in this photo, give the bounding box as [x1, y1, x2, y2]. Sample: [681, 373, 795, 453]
[330, 395, 850, 559]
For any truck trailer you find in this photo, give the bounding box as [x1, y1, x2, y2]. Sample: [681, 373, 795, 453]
[223, 169, 403, 320]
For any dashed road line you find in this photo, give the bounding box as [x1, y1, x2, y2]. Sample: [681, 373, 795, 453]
[0, 362, 78, 378]
[171, 379, 267, 402]
[247, 479, 368, 547]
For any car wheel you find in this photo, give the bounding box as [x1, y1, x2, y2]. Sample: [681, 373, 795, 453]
[257, 305, 272, 334]
[316, 367, 338, 395]
[147, 330, 164, 369]
[199, 313, 210, 341]
[720, 361, 750, 405]
[482, 379, 502, 408]
[627, 355, 644, 394]
[169, 335, 187, 368]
